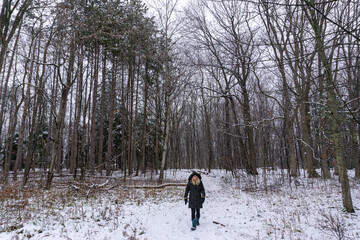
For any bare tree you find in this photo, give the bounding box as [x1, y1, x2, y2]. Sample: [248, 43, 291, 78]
[46, 1, 78, 189]
[303, 0, 354, 212]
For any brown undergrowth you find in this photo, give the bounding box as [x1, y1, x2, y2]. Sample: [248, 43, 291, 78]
[0, 176, 184, 236]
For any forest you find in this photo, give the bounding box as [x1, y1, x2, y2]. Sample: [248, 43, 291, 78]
[0, 0, 360, 234]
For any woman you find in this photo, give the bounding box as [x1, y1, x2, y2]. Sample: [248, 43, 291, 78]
[184, 171, 206, 230]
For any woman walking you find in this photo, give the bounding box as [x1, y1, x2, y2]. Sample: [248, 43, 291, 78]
[184, 171, 206, 230]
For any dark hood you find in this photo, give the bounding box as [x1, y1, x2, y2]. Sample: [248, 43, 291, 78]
[188, 171, 202, 181]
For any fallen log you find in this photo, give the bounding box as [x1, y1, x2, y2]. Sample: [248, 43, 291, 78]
[213, 221, 226, 227]
[125, 183, 186, 189]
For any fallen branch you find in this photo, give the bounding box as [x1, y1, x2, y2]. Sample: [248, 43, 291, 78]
[125, 183, 186, 189]
[106, 184, 124, 191]
[213, 221, 226, 227]
[70, 180, 112, 197]
[70, 184, 86, 194]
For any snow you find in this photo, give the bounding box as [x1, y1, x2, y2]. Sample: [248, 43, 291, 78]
[1, 169, 360, 239]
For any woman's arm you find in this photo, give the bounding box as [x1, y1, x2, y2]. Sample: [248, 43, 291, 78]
[184, 182, 190, 199]
[200, 182, 205, 198]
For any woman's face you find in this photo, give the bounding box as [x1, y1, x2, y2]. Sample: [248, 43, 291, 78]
[192, 175, 198, 181]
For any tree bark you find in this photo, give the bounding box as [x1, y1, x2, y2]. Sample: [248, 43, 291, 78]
[300, 103, 318, 178]
[141, 61, 150, 174]
[105, 59, 116, 176]
[158, 96, 170, 184]
[0, 22, 22, 151]
[46, 37, 76, 189]
[242, 84, 258, 175]
[13, 35, 37, 181]
[0, 0, 33, 76]
[97, 51, 107, 175]
[89, 46, 99, 175]
[259, 4, 297, 176]
[304, 1, 354, 212]
[69, 51, 84, 176]
[23, 25, 52, 186]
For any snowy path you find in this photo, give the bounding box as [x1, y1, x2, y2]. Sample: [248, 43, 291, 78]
[109, 170, 360, 240]
[115, 171, 254, 240]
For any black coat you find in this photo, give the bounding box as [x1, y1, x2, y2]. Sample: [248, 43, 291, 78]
[184, 172, 206, 209]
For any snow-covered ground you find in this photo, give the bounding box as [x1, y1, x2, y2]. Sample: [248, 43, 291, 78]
[1, 169, 360, 239]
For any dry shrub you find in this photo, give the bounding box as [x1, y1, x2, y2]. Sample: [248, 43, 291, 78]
[317, 210, 347, 240]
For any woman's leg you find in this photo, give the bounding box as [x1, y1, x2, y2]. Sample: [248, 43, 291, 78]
[191, 208, 197, 229]
[195, 209, 201, 225]
[191, 208, 195, 220]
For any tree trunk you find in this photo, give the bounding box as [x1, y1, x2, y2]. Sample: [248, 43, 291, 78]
[158, 97, 170, 184]
[121, 66, 128, 181]
[320, 129, 331, 179]
[0, 0, 33, 76]
[23, 27, 51, 186]
[201, 85, 214, 172]
[89, 46, 99, 175]
[141, 61, 149, 174]
[305, 1, 354, 212]
[242, 84, 258, 175]
[229, 97, 249, 171]
[79, 65, 90, 181]
[13, 36, 37, 181]
[0, 23, 22, 149]
[69, 52, 83, 175]
[46, 38, 76, 190]
[223, 96, 232, 171]
[260, 5, 297, 176]
[154, 90, 161, 174]
[106, 60, 116, 176]
[97, 52, 107, 175]
[3, 84, 22, 182]
[134, 63, 140, 176]
[300, 103, 318, 178]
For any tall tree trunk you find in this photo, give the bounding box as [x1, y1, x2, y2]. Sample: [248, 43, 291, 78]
[154, 88, 161, 174]
[106, 60, 116, 176]
[133, 63, 140, 176]
[223, 96, 232, 171]
[158, 96, 170, 184]
[3, 84, 22, 182]
[13, 36, 37, 181]
[46, 38, 76, 190]
[89, 46, 99, 175]
[127, 63, 134, 176]
[317, 52, 331, 178]
[284, 84, 297, 177]
[97, 52, 107, 175]
[121, 65, 128, 181]
[79, 63, 90, 181]
[304, 1, 354, 212]
[320, 131, 330, 178]
[201, 83, 214, 172]
[23, 26, 51, 186]
[42, 58, 59, 184]
[242, 84, 258, 175]
[0, 23, 22, 149]
[69, 52, 83, 175]
[300, 103, 318, 177]
[260, 4, 297, 176]
[141, 61, 149, 174]
[0, 0, 33, 76]
[229, 97, 249, 171]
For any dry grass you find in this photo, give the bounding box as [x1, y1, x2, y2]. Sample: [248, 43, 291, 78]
[0, 174, 184, 238]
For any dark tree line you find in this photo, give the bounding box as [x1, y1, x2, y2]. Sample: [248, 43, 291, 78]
[0, 0, 359, 211]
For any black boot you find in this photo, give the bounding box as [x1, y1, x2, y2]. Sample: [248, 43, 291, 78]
[191, 219, 196, 230]
[196, 217, 200, 226]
